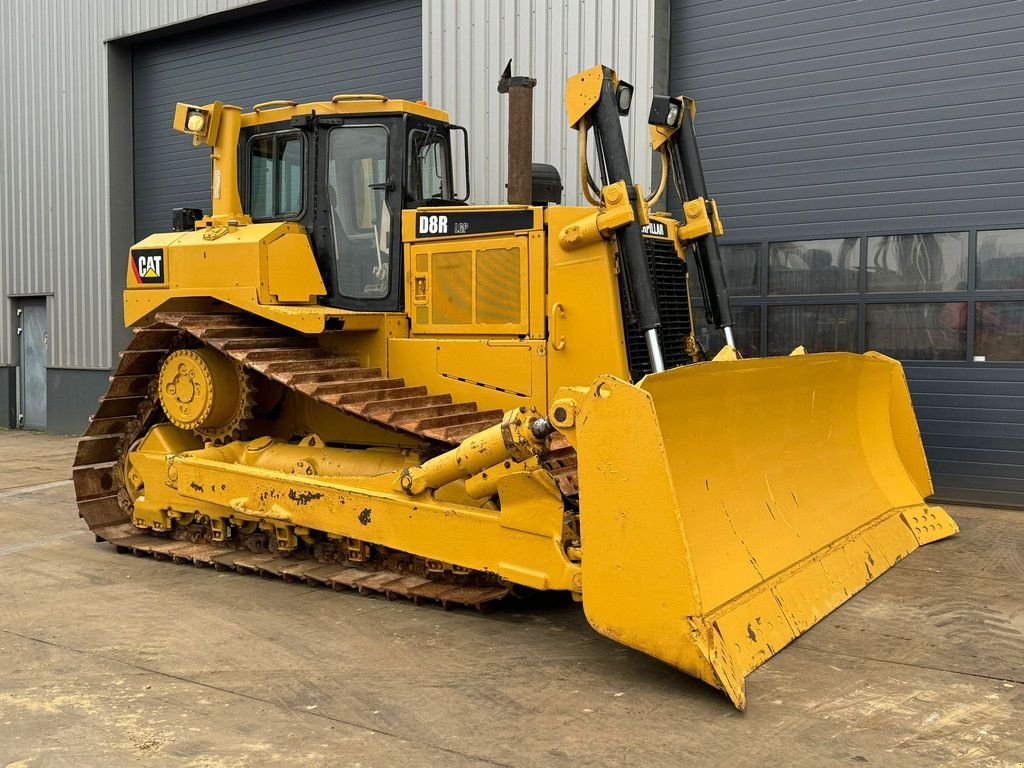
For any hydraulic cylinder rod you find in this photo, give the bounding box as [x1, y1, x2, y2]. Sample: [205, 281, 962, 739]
[398, 408, 552, 496]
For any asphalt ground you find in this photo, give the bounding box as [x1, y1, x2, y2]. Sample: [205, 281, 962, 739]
[0, 429, 1021, 767]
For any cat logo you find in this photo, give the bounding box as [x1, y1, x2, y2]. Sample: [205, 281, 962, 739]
[131, 249, 165, 285]
[641, 220, 668, 238]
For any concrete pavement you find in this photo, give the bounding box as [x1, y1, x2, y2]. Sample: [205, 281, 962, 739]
[0, 429, 1022, 767]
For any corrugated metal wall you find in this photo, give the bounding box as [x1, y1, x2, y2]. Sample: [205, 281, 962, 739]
[0, 0, 262, 370]
[422, 0, 668, 207]
[133, 0, 422, 241]
[669, 0, 1024, 241]
[670, 0, 1024, 508]
[107, 0, 263, 36]
[4, 0, 663, 369]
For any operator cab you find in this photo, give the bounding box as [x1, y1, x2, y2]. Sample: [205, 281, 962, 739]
[238, 101, 468, 312]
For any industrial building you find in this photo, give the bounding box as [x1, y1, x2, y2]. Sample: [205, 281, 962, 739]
[1, 0, 1021, 507]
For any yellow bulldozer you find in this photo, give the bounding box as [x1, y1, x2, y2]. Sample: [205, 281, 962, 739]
[74, 64, 957, 709]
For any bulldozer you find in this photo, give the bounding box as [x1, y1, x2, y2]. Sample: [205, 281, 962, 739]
[73, 64, 957, 709]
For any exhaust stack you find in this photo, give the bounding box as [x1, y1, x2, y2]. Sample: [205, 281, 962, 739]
[497, 60, 537, 205]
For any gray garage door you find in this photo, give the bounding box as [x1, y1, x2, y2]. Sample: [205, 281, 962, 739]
[132, 0, 422, 241]
[671, 0, 1024, 508]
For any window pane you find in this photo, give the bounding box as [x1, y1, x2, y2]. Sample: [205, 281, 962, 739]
[867, 232, 966, 292]
[768, 238, 859, 295]
[409, 130, 452, 201]
[277, 137, 303, 216]
[865, 302, 966, 361]
[328, 126, 391, 299]
[767, 304, 857, 356]
[977, 230, 1024, 290]
[975, 301, 1024, 362]
[249, 136, 274, 219]
[249, 133, 303, 219]
[691, 302, 760, 358]
[720, 243, 760, 296]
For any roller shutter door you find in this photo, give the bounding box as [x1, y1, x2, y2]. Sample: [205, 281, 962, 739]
[670, 0, 1024, 507]
[132, 0, 421, 240]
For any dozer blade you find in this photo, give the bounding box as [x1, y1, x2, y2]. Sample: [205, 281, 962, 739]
[555, 351, 957, 709]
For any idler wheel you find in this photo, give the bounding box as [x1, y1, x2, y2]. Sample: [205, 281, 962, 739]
[157, 348, 251, 443]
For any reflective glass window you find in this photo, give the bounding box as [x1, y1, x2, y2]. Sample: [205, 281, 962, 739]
[248, 132, 303, 219]
[975, 301, 1024, 362]
[327, 126, 391, 299]
[278, 138, 303, 216]
[409, 129, 453, 202]
[720, 243, 760, 297]
[977, 230, 1024, 290]
[248, 136, 274, 220]
[691, 302, 761, 359]
[768, 238, 860, 295]
[767, 304, 858, 356]
[867, 232, 966, 292]
[865, 302, 967, 361]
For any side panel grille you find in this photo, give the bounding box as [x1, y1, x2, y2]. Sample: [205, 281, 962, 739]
[623, 238, 692, 379]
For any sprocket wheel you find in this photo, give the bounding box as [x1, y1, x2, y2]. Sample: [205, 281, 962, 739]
[157, 348, 253, 444]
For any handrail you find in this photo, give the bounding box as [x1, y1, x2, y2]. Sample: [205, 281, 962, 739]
[252, 100, 297, 113]
[331, 94, 388, 103]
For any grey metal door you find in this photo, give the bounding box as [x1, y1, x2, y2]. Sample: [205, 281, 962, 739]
[17, 298, 47, 430]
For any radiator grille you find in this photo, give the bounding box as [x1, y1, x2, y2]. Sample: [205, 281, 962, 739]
[475, 247, 522, 325]
[430, 250, 473, 325]
[623, 238, 692, 379]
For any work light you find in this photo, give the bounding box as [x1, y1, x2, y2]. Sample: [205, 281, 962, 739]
[648, 95, 683, 128]
[186, 109, 207, 133]
[615, 80, 634, 115]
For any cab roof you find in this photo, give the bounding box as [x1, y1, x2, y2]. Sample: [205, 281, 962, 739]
[240, 96, 450, 128]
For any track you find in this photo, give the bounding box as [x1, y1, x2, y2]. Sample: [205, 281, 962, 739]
[72, 312, 577, 610]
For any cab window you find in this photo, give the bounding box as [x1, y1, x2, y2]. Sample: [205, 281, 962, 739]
[327, 125, 391, 299]
[248, 131, 304, 219]
[408, 128, 452, 202]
